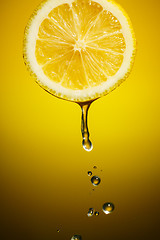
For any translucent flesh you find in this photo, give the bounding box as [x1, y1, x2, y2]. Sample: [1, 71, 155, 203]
[35, 0, 126, 90]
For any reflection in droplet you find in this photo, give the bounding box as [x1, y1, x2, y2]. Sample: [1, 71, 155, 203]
[95, 211, 99, 216]
[87, 208, 94, 217]
[71, 235, 82, 240]
[91, 176, 101, 186]
[88, 171, 92, 176]
[102, 202, 115, 214]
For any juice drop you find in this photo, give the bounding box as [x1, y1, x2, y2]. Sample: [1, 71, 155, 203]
[87, 208, 94, 217]
[71, 235, 82, 240]
[102, 202, 115, 214]
[79, 102, 93, 151]
[95, 211, 99, 216]
[88, 171, 92, 176]
[91, 176, 101, 186]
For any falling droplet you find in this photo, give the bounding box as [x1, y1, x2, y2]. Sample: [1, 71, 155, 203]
[82, 139, 92, 151]
[102, 202, 115, 214]
[87, 208, 94, 217]
[91, 176, 101, 186]
[95, 211, 99, 216]
[88, 171, 92, 176]
[71, 235, 82, 240]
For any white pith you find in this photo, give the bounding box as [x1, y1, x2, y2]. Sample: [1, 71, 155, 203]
[25, 0, 135, 101]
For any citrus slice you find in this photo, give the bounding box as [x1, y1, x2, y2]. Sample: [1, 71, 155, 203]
[24, 0, 136, 102]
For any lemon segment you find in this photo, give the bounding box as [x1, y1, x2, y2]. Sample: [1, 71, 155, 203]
[24, 0, 136, 101]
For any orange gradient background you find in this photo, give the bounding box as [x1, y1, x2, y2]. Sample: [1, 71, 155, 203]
[1, 0, 160, 239]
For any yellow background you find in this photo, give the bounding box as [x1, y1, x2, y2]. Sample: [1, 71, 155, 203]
[1, 0, 160, 239]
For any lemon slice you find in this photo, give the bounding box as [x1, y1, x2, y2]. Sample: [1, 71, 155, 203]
[24, 0, 136, 102]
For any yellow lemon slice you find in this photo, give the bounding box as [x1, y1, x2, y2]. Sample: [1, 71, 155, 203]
[24, 0, 136, 102]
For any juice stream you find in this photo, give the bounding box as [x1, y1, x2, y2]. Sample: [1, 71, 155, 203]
[79, 101, 93, 151]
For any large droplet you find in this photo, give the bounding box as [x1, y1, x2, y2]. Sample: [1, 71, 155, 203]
[88, 171, 92, 176]
[102, 202, 115, 214]
[87, 208, 94, 217]
[91, 176, 101, 186]
[82, 138, 93, 151]
[71, 235, 82, 240]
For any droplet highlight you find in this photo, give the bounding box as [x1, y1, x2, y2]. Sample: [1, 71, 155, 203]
[87, 208, 94, 217]
[102, 202, 115, 214]
[88, 171, 92, 176]
[71, 235, 82, 240]
[91, 176, 101, 186]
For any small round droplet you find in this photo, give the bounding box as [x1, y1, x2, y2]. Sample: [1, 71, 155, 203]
[93, 166, 97, 169]
[88, 171, 92, 176]
[102, 202, 114, 214]
[71, 235, 82, 240]
[57, 229, 60, 233]
[95, 211, 99, 216]
[87, 208, 94, 217]
[91, 176, 101, 186]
